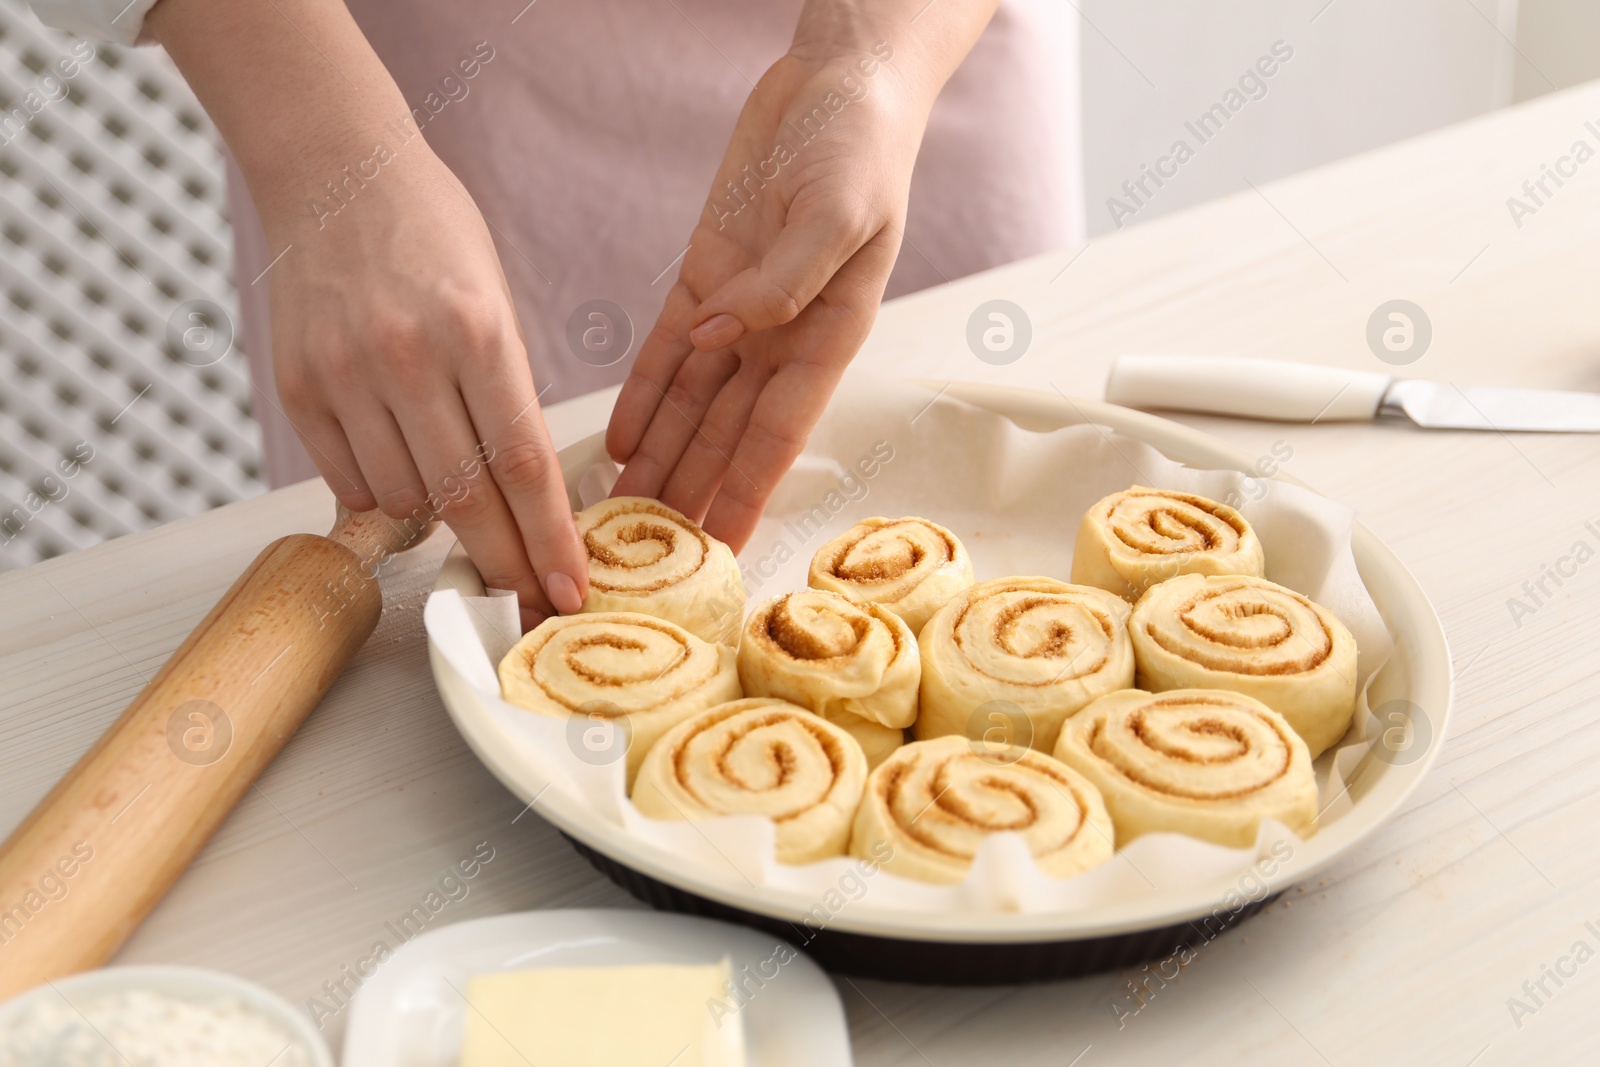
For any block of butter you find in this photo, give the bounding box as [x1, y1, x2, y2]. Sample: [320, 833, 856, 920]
[457, 960, 746, 1067]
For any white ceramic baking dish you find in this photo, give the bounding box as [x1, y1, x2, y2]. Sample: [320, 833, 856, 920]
[426, 382, 1451, 982]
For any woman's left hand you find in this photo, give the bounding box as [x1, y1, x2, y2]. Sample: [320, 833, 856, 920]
[605, 41, 931, 552]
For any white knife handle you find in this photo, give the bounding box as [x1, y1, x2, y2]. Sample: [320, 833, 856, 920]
[1105, 356, 1392, 422]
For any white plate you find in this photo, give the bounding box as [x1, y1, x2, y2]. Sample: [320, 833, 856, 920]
[341, 909, 852, 1066]
[0, 964, 335, 1065]
[428, 382, 1452, 944]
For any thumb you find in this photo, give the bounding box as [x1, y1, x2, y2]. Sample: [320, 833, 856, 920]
[687, 200, 878, 351]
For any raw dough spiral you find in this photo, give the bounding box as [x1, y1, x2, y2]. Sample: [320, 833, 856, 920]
[915, 577, 1135, 753]
[498, 611, 741, 784]
[1054, 689, 1317, 846]
[808, 516, 975, 634]
[849, 735, 1113, 884]
[576, 496, 746, 645]
[1130, 574, 1358, 758]
[632, 698, 869, 864]
[738, 590, 917, 768]
[1072, 486, 1264, 601]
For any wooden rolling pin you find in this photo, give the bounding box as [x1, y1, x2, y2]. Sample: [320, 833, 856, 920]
[0, 506, 432, 999]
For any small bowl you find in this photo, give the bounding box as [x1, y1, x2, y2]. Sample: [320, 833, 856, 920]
[0, 965, 335, 1066]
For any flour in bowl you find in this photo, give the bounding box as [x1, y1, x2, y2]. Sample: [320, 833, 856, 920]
[0, 988, 312, 1066]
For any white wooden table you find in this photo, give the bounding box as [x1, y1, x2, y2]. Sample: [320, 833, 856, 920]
[5, 78, 1600, 1066]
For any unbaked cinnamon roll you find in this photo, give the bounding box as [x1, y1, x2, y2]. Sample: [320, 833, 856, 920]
[1072, 487, 1264, 601]
[1130, 574, 1357, 758]
[849, 735, 1113, 883]
[808, 516, 975, 634]
[915, 577, 1135, 754]
[737, 590, 917, 768]
[1054, 689, 1317, 847]
[498, 611, 741, 784]
[576, 496, 746, 645]
[632, 698, 869, 864]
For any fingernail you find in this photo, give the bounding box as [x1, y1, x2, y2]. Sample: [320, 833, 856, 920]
[545, 571, 584, 615]
[690, 313, 743, 350]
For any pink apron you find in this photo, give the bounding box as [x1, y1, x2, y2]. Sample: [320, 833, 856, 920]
[230, 0, 1084, 484]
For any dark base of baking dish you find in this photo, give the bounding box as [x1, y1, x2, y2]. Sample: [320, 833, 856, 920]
[564, 834, 1276, 984]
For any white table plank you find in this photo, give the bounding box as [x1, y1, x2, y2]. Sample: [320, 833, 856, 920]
[6, 78, 1600, 1065]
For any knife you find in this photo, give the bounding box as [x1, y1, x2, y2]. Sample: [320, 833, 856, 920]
[1104, 356, 1600, 432]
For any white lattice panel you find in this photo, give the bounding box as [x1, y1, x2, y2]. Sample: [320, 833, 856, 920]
[0, 0, 260, 570]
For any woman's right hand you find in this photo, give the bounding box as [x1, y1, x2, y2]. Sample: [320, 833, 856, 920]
[257, 150, 586, 628]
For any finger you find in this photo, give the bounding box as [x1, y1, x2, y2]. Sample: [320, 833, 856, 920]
[610, 348, 739, 502]
[462, 363, 591, 625]
[658, 362, 769, 523]
[606, 281, 699, 464]
[701, 358, 847, 552]
[334, 400, 428, 519]
[391, 388, 556, 629]
[275, 374, 375, 509]
[686, 202, 872, 351]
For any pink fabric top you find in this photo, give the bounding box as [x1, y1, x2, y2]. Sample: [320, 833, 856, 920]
[230, 0, 1084, 485]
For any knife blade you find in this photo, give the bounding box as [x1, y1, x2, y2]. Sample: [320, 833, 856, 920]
[1105, 356, 1600, 432]
[1379, 378, 1600, 431]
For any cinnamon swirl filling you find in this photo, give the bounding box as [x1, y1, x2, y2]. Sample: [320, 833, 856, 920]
[1073, 487, 1264, 601]
[1146, 581, 1333, 676]
[1090, 693, 1292, 800]
[850, 736, 1113, 883]
[809, 516, 974, 634]
[575, 496, 746, 645]
[1129, 574, 1359, 759]
[1107, 490, 1250, 557]
[633, 698, 869, 865]
[498, 611, 742, 784]
[1055, 688, 1319, 846]
[915, 577, 1134, 753]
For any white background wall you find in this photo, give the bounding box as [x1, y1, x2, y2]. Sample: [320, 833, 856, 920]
[1079, 0, 1523, 236]
[1514, 0, 1600, 100]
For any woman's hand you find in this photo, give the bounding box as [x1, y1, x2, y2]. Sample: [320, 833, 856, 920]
[606, 0, 1000, 552]
[605, 46, 927, 552]
[150, 0, 585, 629]
[261, 151, 586, 628]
